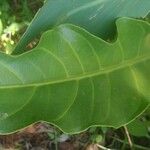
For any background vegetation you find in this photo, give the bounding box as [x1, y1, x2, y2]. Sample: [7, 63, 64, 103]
[0, 0, 43, 53]
[0, 1, 149, 149]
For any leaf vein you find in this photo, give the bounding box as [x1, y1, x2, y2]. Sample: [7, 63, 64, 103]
[54, 80, 79, 121]
[41, 48, 69, 77]
[58, 33, 86, 74]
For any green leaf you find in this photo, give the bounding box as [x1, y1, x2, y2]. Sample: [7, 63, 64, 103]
[13, 0, 150, 54]
[0, 18, 149, 134]
[127, 119, 148, 137]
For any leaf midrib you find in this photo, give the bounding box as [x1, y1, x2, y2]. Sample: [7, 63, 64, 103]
[66, 0, 105, 17]
[0, 55, 149, 89]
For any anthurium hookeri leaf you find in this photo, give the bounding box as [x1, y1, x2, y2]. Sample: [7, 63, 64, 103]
[13, 0, 150, 54]
[0, 18, 149, 134]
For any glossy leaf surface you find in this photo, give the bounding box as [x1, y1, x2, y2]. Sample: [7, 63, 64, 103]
[14, 0, 150, 54]
[0, 18, 150, 134]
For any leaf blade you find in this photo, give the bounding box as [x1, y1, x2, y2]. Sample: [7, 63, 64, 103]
[13, 0, 150, 54]
[0, 18, 149, 134]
